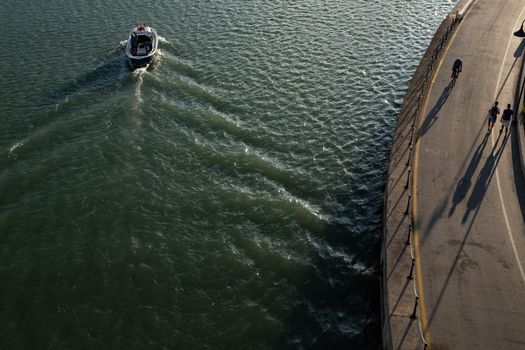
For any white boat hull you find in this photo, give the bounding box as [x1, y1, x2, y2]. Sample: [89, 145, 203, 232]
[125, 25, 158, 69]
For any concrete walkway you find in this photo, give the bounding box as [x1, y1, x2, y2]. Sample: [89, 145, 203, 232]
[414, 0, 525, 348]
[384, 0, 525, 349]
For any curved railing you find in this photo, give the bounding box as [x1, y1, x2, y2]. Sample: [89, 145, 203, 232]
[382, 9, 463, 350]
[403, 11, 462, 349]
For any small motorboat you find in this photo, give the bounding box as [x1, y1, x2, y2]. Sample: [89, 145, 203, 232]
[125, 23, 158, 69]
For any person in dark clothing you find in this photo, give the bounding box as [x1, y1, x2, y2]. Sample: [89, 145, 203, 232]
[451, 58, 462, 80]
[500, 104, 513, 135]
[488, 101, 500, 132]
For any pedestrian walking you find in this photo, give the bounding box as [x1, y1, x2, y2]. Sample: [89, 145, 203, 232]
[488, 101, 500, 132]
[500, 104, 513, 135]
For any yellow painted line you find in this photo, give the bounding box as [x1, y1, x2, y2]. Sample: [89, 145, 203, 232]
[411, 1, 479, 348]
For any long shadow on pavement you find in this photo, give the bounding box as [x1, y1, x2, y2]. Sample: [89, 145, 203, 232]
[448, 132, 490, 217]
[421, 41, 524, 243]
[420, 123, 486, 242]
[510, 38, 525, 222]
[510, 115, 525, 223]
[423, 39, 523, 329]
[494, 40, 525, 100]
[427, 132, 510, 328]
[419, 80, 455, 137]
[462, 131, 508, 224]
[514, 39, 525, 59]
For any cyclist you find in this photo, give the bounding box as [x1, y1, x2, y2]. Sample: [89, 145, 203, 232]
[451, 57, 463, 80]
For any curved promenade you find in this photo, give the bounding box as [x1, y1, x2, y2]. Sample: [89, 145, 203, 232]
[384, 0, 525, 349]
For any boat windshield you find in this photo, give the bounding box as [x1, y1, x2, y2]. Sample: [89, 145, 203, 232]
[129, 34, 153, 56]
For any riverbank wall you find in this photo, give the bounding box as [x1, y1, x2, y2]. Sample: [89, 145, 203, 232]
[381, 1, 475, 349]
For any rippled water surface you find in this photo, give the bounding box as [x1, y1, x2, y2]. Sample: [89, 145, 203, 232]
[1, 0, 456, 348]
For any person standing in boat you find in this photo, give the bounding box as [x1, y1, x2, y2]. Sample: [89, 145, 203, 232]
[130, 32, 138, 55]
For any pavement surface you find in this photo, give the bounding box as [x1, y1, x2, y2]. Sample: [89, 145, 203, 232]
[383, 0, 525, 349]
[413, 0, 525, 349]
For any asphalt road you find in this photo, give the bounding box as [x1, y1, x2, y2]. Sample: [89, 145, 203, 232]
[414, 0, 525, 348]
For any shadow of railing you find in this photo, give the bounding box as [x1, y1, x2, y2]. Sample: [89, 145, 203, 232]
[382, 10, 464, 350]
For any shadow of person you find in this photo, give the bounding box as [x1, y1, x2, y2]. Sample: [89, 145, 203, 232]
[462, 131, 509, 224]
[494, 39, 525, 100]
[513, 38, 525, 58]
[449, 132, 490, 217]
[419, 80, 455, 136]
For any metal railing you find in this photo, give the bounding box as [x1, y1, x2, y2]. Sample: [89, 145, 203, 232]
[387, 10, 462, 350]
[404, 11, 462, 349]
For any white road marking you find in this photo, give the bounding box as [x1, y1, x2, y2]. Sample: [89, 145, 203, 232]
[492, 5, 525, 286]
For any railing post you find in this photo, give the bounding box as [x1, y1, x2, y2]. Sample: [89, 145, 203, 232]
[409, 123, 416, 144]
[404, 166, 411, 189]
[405, 223, 412, 245]
[411, 296, 419, 319]
[406, 145, 413, 166]
[407, 258, 415, 279]
[404, 193, 412, 216]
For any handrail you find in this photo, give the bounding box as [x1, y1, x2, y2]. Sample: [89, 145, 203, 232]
[385, 10, 462, 350]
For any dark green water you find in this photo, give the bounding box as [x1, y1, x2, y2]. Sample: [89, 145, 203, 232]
[1, 1, 456, 349]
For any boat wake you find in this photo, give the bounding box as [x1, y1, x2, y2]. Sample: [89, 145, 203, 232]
[48, 34, 222, 121]
[157, 35, 169, 44]
[50, 48, 129, 106]
[156, 50, 199, 79]
[106, 39, 127, 56]
[6, 141, 24, 160]
[132, 67, 147, 111]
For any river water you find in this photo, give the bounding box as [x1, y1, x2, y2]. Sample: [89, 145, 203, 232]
[0, 0, 456, 349]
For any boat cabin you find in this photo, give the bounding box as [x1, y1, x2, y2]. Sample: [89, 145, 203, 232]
[129, 24, 154, 56]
